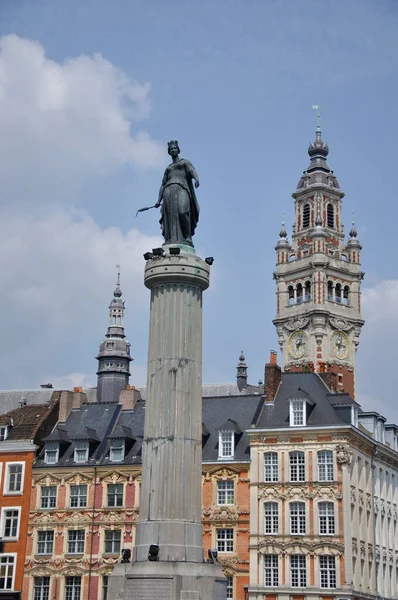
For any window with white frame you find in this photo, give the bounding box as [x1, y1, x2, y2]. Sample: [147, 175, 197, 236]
[319, 502, 335, 535]
[37, 530, 54, 555]
[218, 431, 233, 458]
[44, 442, 59, 465]
[291, 554, 306, 587]
[0, 426, 8, 441]
[319, 555, 336, 588]
[74, 441, 88, 464]
[290, 502, 306, 534]
[264, 502, 279, 534]
[0, 555, 15, 591]
[318, 450, 334, 481]
[4, 463, 24, 493]
[264, 555, 279, 586]
[104, 530, 121, 554]
[107, 484, 123, 507]
[226, 576, 233, 599]
[70, 485, 87, 508]
[34, 576, 50, 600]
[216, 528, 233, 552]
[41, 486, 57, 509]
[110, 440, 125, 462]
[217, 480, 234, 505]
[290, 400, 305, 426]
[264, 452, 278, 482]
[2, 508, 20, 539]
[290, 451, 305, 482]
[64, 576, 81, 600]
[67, 530, 85, 554]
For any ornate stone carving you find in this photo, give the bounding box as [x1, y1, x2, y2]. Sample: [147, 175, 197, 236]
[329, 317, 354, 332]
[102, 471, 128, 484]
[218, 556, 238, 568]
[209, 506, 240, 522]
[257, 486, 282, 500]
[284, 317, 310, 331]
[335, 444, 352, 464]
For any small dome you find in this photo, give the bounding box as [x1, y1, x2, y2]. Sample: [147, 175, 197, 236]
[308, 127, 329, 158]
[113, 285, 122, 298]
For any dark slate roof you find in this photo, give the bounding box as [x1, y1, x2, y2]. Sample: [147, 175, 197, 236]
[327, 393, 358, 406]
[256, 372, 352, 429]
[0, 403, 58, 440]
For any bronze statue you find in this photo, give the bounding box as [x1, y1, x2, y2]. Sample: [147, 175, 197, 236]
[154, 141, 200, 246]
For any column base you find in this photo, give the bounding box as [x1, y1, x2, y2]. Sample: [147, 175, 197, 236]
[133, 521, 204, 562]
[108, 560, 227, 600]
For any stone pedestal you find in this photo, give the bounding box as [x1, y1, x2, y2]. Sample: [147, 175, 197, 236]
[109, 245, 226, 599]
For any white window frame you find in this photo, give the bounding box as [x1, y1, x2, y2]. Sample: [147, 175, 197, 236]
[70, 484, 88, 508]
[218, 430, 234, 459]
[290, 399, 306, 426]
[3, 462, 25, 495]
[264, 502, 279, 534]
[34, 575, 51, 600]
[264, 554, 279, 587]
[107, 483, 124, 508]
[226, 575, 233, 599]
[64, 575, 82, 600]
[264, 452, 278, 482]
[216, 528, 234, 553]
[289, 451, 305, 482]
[318, 450, 334, 481]
[110, 440, 125, 462]
[40, 486, 57, 509]
[67, 529, 85, 554]
[74, 442, 89, 464]
[37, 530, 54, 555]
[319, 555, 337, 588]
[0, 554, 17, 592]
[44, 442, 59, 465]
[318, 502, 335, 535]
[291, 554, 306, 587]
[104, 529, 122, 554]
[290, 502, 306, 535]
[1, 507, 21, 540]
[0, 426, 8, 441]
[217, 480, 234, 505]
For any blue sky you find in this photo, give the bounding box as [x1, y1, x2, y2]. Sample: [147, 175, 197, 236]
[0, 0, 397, 421]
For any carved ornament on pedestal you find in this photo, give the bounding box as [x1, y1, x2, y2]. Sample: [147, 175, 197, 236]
[335, 444, 352, 464]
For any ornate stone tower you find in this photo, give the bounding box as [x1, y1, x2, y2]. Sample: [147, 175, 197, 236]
[96, 271, 132, 403]
[273, 125, 364, 397]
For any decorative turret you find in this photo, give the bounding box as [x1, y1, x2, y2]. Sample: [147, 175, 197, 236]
[297, 126, 340, 190]
[236, 350, 248, 390]
[275, 214, 291, 264]
[346, 214, 362, 264]
[96, 268, 132, 403]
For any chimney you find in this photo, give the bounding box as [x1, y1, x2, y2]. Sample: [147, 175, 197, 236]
[264, 351, 281, 402]
[58, 391, 74, 422]
[119, 388, 141, 411]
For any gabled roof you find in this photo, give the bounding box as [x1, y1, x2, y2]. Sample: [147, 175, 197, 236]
[0, 402, 58, 441]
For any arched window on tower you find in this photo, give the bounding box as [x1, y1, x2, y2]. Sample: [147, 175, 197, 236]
[327, 281, 334, 302]
[343, 286, 350, 306]
[335, 283, 342, 303]
[305, 281, 311, 302]
[327, 204, 334, 228]
[302, 204, 310, 228]
[288, 285, 294, 305]
[296, 283, 303, 304]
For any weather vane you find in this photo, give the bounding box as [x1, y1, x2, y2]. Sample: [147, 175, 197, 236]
[312, 103, 321, 128]
[116, 263, 121, 286]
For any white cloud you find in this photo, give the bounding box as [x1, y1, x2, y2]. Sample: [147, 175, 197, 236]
[0, 34, 164, 206]
[361, 280, 398, 325]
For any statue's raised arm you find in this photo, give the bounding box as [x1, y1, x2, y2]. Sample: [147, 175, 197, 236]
[155, 141, 200, 247]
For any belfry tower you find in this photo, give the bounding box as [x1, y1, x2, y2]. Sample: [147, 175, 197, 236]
[273, 125, 364, 397]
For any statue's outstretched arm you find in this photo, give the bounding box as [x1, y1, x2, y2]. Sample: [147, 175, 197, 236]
[156, 172, 168, 207]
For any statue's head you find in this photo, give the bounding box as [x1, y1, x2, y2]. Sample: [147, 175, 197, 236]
[167, 140, 180, 157]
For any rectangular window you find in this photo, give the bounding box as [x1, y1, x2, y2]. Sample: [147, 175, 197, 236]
[290, 400, 305, 426]
[65, 576, 81, 600]
[318, 450, 334, 481]
[102, 575, 108, 600]
[290, 502, 306, 534]
[264, 502, 279, 534]
[2, 509, 19, 539]
[0, 555, 15, 591]
[67, 530, 85, 554]
[216, 528, 234, 553]
[264, 452, 278, 482]
[104, 530, 121, 554]
[107, 484, 123, 507]
[44, 443, 59, 465]
[319, 502, 335, 535]
[217, 480, 234, 505]
[70, 485, 87, 508]
[110, 441, 125, 462]
[226, 576, 233, 599]
[5, 463, 23, 493]
[0, 426, 7, 441]
[37, 531, 54, 555]
[264, 555, 279, 586]
[41, 486, 57, 509]
[320, 555, 336, 588]
[291, 554, 306, 587]
[219, 431, 233, 458]
[290, 451, 305, 482]
[34, 576, 50, 600]
[74, 442, 88, 464]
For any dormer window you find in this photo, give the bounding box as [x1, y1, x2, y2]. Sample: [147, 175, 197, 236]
[110, 440, 125, 462]
[74, 441, 88, 464]
[219, 431, 233, 459]
[0, 426, 8, 441]
[44, 442, 59, 465]
[290, 399, 306, 426]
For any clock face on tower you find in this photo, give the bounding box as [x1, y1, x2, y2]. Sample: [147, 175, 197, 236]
[331, 331, 350, 360]
[288, 330, 308, 359]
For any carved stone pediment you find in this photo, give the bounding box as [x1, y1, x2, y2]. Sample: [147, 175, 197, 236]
[209, 506, 240, 522]
[257, 486, 282, 500]
[102, 470, 128, 484]
[65, 512, 90, 524]
[34, 473, 63, 485]
[204, 465, 241, 479]
[64, 472, 93, 484]
[284, 317, 310, 331]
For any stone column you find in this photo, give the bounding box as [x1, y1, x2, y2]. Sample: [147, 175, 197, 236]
[134, 246, 210, 563]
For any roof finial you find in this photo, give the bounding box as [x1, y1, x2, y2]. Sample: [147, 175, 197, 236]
[312, 103, 321, 133]
[349, 211, 357, 238]
[114, 263, 122, 298]
[279, 212, 287, 238]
